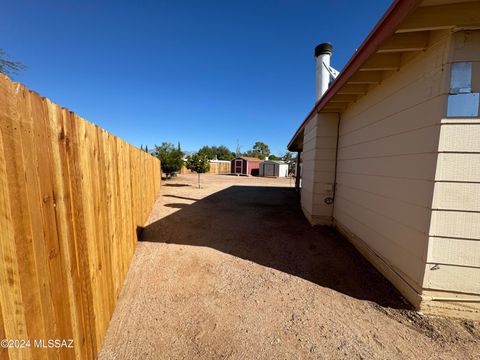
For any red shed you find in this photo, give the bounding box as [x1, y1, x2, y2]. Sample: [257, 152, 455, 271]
[231, 157, 261, 176]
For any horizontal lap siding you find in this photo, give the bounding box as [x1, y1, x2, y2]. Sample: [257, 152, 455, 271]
[300, 117, 318, 217]
[337, 174, 434, 209]
[435, 153, 480, 181]
[0, 75, 161, 359]
[425, 264, 480, 295]
[432, 182, 480, 211]
[301, 113, 338, 224]
[336, 153, 438, 180]
[334, 206, 426, 289]
[428, 237, 480, 268]
[334, 31, 450, 290]
[427, 123, 480, 292]
[424, 31, 480, 296]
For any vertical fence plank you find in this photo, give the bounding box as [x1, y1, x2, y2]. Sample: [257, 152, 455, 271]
[66, 111, 96, 358]
[18, 89, 51, 360]
[0, 89, 29, 359]
[82, 120, 104, 350]
[47, 102, 86, 359]
[33, 93, 74, 359]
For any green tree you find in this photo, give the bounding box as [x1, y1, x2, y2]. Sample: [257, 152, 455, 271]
[186, 153, 210, 188]
[268, 154, 279, 160]
[282, 151, 294, 163]
[253, 141, 270, 159]
[153, 142, 183, 178]
[282, 151, 296, 174]
[215, 145, 234, 161]
[0, 49, 26, 76]
[243, 150, 259, 159]
[243, 141, 271, 160]
[197, 145, 235, 161]
[197, 145, 217, 160]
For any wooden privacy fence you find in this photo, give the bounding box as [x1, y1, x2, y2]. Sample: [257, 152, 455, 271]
[180, 160, 230, 175]
[0, 75, 161, 359]
[208, 161, 230, 174]
[179, 165, 193, 174]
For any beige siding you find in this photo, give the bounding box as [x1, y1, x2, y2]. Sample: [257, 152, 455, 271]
[426, 118, 480, 294]
[436, 153, 480, 182]
[430, 211, 480, 240]
[424, 31, 480, 297]
[301, 113, 338, 225]
[300, 116, 318, 221]
[299, 28, 480, 313]
[425, 265, 480, 295]
[428, 237, 480, 268]
[451, 30, 480, 63]
[438, 121, 480, 152]
[432, 182, 480, 211]
[333, 31, 451, 291]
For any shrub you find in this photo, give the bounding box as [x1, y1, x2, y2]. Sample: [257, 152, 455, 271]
[153, 142, 183, 178]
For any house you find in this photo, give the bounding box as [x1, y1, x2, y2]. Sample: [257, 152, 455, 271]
[231, 157, 261, 176]
[288, 0, 480, 319]
[259, 160, 289, 177]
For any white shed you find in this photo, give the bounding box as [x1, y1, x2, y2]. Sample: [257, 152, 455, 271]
[259, 160, 289, 177]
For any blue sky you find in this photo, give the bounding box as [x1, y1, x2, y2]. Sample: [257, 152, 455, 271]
[2, 0, 391, 156]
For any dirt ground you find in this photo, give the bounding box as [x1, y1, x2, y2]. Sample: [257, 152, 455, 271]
[99, 174, 480, 359]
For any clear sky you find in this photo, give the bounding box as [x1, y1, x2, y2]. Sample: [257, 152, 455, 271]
[2, 0, 391, 156]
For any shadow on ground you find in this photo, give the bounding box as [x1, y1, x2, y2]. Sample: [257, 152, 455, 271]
[141, 185, 410, 310]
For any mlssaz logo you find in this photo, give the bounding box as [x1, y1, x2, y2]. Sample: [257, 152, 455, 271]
[34, 339, 74, 349]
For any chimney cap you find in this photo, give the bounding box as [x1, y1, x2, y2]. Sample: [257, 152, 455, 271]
[315, 43, 333, 57]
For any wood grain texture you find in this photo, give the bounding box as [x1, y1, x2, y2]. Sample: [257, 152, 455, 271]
[0, 75, 161, 359]
[208, 161, 230, 174]
[180, 161, 231, 175]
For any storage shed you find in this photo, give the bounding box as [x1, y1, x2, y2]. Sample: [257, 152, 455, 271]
[259, 160, 289, 177]
[288, 0, 480, 319]
[231, 157, 261, 176]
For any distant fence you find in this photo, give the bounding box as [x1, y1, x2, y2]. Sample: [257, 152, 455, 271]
[209, 160, 230, 174]
[179, 165, 193, 174]
[180, 160, 230, 175]
[0, 75, 161, 359]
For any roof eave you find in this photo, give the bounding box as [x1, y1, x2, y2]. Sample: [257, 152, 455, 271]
[287, 0, 421, 151]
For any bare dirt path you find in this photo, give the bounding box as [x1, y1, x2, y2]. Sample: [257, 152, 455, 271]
[99, 174, 479, 359]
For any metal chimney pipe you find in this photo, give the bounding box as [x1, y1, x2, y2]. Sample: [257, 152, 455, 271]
[315, 43, 333, 102]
